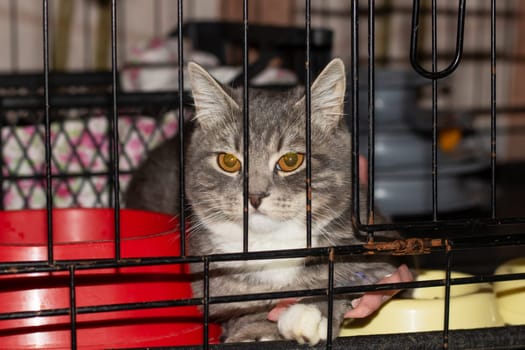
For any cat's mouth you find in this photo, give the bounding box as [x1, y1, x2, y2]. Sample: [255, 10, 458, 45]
[248, 204, 269, 216]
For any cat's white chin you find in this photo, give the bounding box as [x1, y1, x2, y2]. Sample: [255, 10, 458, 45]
[248, 212, 284, 234]
[208, 215, 309, 252]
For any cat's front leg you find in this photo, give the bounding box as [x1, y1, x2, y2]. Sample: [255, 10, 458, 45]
[277, 299, 349, 345]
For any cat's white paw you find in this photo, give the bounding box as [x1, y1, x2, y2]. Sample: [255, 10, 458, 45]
[277, 304, 328, 345]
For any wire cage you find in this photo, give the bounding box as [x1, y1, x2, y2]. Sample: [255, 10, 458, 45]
[0, 0, 524, 349]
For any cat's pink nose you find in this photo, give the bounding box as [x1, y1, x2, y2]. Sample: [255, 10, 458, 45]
[249, 193, 269, 209]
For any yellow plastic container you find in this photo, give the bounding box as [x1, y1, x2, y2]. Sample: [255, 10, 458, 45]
[494, 257, 525, 325]
[340, 270, 504, 336]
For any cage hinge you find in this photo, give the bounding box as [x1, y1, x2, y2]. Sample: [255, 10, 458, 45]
[364, 238, 445, 256]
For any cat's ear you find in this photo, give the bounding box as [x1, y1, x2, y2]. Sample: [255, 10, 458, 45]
[187, 62, 239, 130]
[296, 58, 346, 131]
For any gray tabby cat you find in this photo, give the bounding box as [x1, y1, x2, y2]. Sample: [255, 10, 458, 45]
[125, 58, 397, 345]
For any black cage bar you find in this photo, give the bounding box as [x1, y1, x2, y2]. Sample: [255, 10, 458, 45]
[0, 1, 524, 350]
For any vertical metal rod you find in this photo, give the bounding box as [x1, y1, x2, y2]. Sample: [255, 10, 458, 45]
[178, 0, 186, 256]
[443, 251, 452, 349]
[9, 0, 19, 71]
[69, 265, 78, 349]
[305, 0, 312, 248]
[367, 0, 375, 228]
[203, 258, 210, 350]
[490, 0, 497, 219]
[242, 0, 250, 253]
[351, 0, 361, 228]
[410, 0, 466, 219]
[326, 249, 335, 350]
[43, 0, 54, 264]
[110, 0, 121, 260]
[431, 0, 438, 221]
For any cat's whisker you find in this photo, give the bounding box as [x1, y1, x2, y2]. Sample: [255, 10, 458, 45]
[187, 212, 222, 228]
[168, 215, 179, 224]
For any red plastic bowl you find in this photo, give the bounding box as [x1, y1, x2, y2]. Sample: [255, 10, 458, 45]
[0, 208, 221, 349]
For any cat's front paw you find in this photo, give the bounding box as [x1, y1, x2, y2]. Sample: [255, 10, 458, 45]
[277, 304, 328, 345]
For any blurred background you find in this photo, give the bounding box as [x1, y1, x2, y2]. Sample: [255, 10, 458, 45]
[0, 0, 523, 223]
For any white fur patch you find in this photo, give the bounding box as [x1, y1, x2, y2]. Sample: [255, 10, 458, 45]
[208, 218, 313, 286]
[277, 304, 328, 345]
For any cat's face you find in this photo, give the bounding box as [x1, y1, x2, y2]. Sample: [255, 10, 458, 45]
[186, 59, 350, 248]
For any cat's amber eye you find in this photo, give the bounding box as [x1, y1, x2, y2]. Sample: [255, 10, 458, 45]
[217, 153, 241, 173]
[276, 152, 305, 173]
